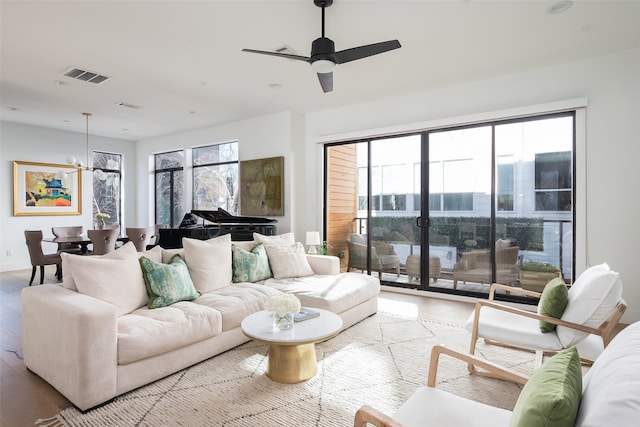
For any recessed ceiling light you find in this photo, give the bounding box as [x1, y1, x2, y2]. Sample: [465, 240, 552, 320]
[189, 110, 197, 114]
[547, 1, 573, 15]
[269, 83, 283, 89]
[53, 80, 68, 85]
[6, 106, 19, 111]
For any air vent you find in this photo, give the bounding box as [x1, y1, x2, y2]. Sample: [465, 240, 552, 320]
[63, 67, 111, 85]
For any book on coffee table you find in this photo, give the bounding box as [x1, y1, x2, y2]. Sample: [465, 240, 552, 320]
[294, 307, 320, 322]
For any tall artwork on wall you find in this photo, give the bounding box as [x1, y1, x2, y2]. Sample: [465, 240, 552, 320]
[13, 161, 82, 216]
[240, 156, 284, 216]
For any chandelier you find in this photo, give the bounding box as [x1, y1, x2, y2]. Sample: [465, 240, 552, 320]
[59, 112, 112, 180]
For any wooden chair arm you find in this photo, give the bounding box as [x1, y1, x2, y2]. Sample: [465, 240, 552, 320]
[428, 345, 528, 386]
[354, 405, 403, 427]
[475, 300, 602, 335]
[488, 283, 542, 300]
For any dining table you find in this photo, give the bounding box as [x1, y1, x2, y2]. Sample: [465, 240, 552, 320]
[43, 235, 129, 254]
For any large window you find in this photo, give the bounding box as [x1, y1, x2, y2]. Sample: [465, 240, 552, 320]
[497, 156, 515, 211]
[192, 142, 239, 214]
[92, 152, 122, 225]
[154, 151, 184, 227]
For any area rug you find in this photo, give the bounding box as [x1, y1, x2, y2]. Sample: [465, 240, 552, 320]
[36, 312, 534, 426]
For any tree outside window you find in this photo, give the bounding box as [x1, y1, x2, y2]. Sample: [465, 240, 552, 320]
[93, 152, 122, 225]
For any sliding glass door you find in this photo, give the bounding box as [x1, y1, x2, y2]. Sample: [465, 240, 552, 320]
[324, 111, 575, 298]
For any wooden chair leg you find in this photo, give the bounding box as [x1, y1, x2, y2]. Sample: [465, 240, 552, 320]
[29, 266, 37, 286]
[39, 265, 45, 284]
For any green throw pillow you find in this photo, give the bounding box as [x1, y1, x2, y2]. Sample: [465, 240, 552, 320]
[232, 243, 273, 283]
[509, 346, 582, 427]
[537, 277, 569, 333]
[139, 254, 200, 309]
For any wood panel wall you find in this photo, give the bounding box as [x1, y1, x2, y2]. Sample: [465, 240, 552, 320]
[326, 145, 358, 271]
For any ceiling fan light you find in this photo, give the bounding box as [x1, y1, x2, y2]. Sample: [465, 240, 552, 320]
[311, 59, 335, 74]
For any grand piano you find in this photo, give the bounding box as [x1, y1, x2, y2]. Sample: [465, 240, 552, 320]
[159, 208, 277, 249]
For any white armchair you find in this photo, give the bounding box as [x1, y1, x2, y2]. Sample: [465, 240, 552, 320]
[465, 263, 626, 375]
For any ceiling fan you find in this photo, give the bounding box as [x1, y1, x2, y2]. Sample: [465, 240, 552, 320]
[242, 0, 401, 93]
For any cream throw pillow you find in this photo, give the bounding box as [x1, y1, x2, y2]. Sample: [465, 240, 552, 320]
[62, 241, 138, 291]
[182, 234, 232, 293]
[61, 244, 148, 316]
[253, 232, 295, 247]
[265, 242, 315, 279]
[138, 244, 163, 263]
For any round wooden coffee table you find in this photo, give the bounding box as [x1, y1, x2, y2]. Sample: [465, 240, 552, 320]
[241, 308, 343, 383]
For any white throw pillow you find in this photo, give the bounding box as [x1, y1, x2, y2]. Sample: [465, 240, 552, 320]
[62, 241, 138, 292]
[138, 245, 163, 263]
[231, 240, 257, 251]
[161, 247, 184, 263]
[182, 234, 232, 293]
[61, 244, 148, 316]
[253, 232, 295, 247]
[557, 263, 623, 347]
[265, 242, 315, 279]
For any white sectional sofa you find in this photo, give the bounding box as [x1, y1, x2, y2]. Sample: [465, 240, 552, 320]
[21, 233, 380, 411]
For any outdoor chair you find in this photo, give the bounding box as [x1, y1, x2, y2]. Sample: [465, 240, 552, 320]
[347, 234, 400, 279]
[51, 225, 83, 255]
[24, 230, 62, 285]
[465, 263, 626, 377]
[87, 227, 120, 255]
[125, 226, 154, 252]
[453, 246, 520, 289]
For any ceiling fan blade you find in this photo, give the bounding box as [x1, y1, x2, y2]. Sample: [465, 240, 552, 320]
[333, 40, 401, 64]
[317, 72, 333, 93]
[241, 49, 311, 63]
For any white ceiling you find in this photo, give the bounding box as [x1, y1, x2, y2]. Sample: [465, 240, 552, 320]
[2, 0, 640, 141]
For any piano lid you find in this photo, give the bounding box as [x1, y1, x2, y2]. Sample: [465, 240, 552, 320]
[191, 208, 277, 224]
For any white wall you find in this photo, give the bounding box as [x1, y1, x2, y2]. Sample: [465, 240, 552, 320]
[298, 48, 640, 322]
[0, 121, 137, 271]
[135, 111, 296, 234]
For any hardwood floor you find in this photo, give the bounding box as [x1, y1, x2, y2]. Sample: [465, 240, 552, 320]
[0, 268, 475, 426]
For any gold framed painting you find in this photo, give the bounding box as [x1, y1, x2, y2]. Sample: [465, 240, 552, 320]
[13, 161, 82, 216]
[240, 156, 284, 216]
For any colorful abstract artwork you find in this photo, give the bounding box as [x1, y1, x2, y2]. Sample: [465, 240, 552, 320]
[13, 161, 82, 216]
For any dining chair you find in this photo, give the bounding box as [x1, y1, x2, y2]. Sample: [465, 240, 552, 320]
[24, 230, 62, 285]
[125, 226, 154, 252]
[87, 227, 120, 255]
[51, 226, 83, 254]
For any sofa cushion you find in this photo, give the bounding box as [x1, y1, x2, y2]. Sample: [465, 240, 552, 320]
[138, 245, 163, 263]
[182, 234, 232, 293]
[575, 321, 640, 427]
[253, 232, 295, 247]
[232, 243, 272, 283]
[61, 243, 148, 316]
[62, 241, 138, 292]
[231, 240, 257, 251]
[264, 242, 315, 279]
[161, 247, 184, 263]
[117, 302, 221, 365]
[263, 272, 380, 314]
[537, 277, 569, 333]
[140, 254, 200, 309]
[509, 346, 582, 427]
[557, 263, 623, 347]
[193, 282, 282, 331]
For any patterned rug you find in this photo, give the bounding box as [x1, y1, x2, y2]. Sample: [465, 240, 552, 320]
[36, 312, 534, 426]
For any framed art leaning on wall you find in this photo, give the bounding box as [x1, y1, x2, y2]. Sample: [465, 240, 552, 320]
[240, 156, 284, 216]
[13, 160, 82, 216]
